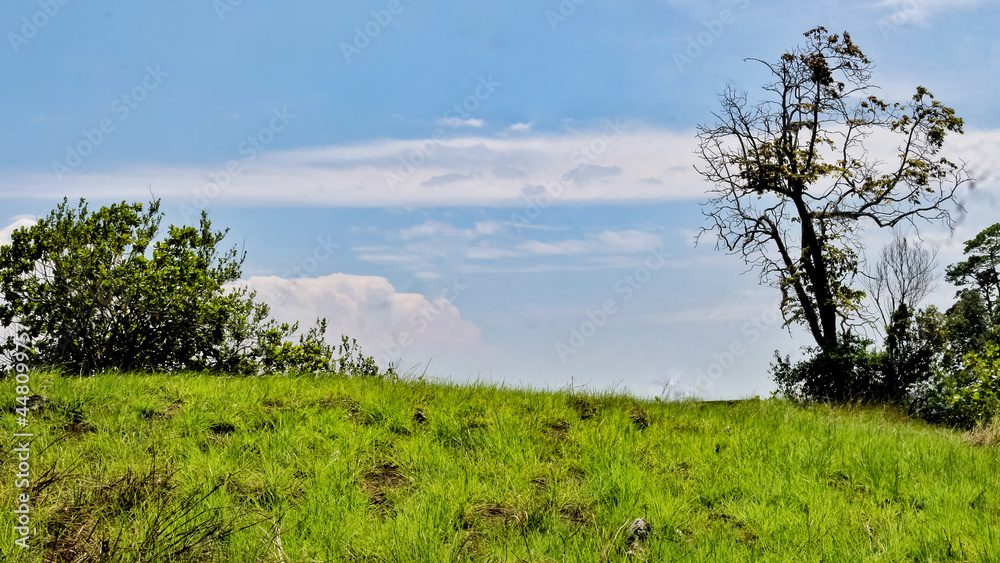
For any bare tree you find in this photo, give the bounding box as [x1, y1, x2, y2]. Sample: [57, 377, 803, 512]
[696, 27, 971, 354]
[865, 230, 938, 329]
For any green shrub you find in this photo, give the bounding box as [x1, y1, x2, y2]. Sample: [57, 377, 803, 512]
[0, 198, 393, 379]
[771, 331, 884, 403]
[912, 336, 1000, 429]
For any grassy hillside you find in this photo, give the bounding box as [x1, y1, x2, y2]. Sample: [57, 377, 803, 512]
[2, 371, 999, 562]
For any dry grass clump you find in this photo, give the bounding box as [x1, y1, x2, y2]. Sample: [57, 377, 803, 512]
[963, 417, 1000, 448]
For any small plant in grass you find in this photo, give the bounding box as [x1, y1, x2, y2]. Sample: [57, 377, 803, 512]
[335, 334, 397, 378]
[964, 416, 1000, 447]
[38, 458, 275, 562]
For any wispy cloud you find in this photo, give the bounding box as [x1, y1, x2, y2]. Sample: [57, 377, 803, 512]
[0, 127, 709, 207]
[421, 173, 474, 187]
[397, 220, 470, 240]
[874, 0, 987, 23]
[436, 117, 484, 128]
[561, 164, 622, 185]
[5, 127, 998, 210]
[354, 222, 669, 278]
[516, 230, 663, 256]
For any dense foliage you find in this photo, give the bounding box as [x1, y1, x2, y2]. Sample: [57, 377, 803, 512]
[772, 223, 1000, 429]
[0, 198, 391, 378]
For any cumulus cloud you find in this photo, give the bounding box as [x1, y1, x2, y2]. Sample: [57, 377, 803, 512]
[508, 122, 533, 132]
[0, 217, 36, 247]
[238, 272, 504, 374]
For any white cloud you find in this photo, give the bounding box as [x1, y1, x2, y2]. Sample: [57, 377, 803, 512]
[473, 220, 503, 235]
[436, 117, 484, 128]
[397, 220, 469, 240]
[421, 173, 474, 187]
[6, 126, 997, 210]
[0, 218, 36, 247]
[561, 164, 622, 185]
[465, 245, 523, 260]
[875, 0, 987, 23]
[508, 122, 533, 132]
[0, 126, 706, 207]
[517, 230, 663, 256]
[595, 230, 664, 253]
[641, 300, 781, 324]
[395, 219, 506, 241]
[355, 223, 669, 276]
[238, 272, 506, 374]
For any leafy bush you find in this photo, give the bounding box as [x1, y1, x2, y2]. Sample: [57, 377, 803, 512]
[0, 198, 391, 378]
[771, 310, 951, 410]
[256, 319, 397, 378]
[911, 335, 1000, 429]
[941, 289, 994, 370]
[771, 331, 884, 403]
[0, 198, 276, 374]
[770, 222, 1000, 428]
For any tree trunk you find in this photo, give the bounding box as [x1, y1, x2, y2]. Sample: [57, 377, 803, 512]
[791, 189, 839, 353]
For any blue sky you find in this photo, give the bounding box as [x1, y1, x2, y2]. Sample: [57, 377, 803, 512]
[2, 0, 999, 398]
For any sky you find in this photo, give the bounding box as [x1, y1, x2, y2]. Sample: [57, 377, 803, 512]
[2, 0, 999, 399]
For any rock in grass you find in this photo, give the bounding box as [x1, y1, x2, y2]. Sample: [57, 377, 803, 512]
[627, 517, 651, 543]
[27, 394, 49, 411]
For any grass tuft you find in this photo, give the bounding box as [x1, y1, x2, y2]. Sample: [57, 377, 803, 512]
[964, 417, 1000, 448]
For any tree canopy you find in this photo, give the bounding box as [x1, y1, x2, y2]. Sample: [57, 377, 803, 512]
[696, 27, 971, 354]
[946, 222, 1000, 321]
[0, 197, 369, 376]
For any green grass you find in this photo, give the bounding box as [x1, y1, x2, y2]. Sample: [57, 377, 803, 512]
[2, 371, 999, 562]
